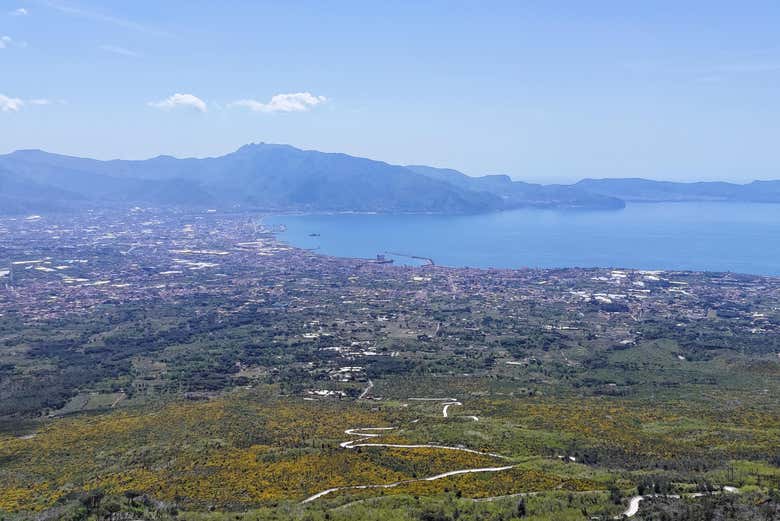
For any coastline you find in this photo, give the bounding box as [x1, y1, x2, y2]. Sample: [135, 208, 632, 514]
[265, 201, 780, 277]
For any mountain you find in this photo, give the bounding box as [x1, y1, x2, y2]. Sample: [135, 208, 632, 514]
[406, 165, 625, 209]
[0, 166, 88, 213]
[575, 178, 780, 203]
[0, 150, 214, 206]
[1, 144, 778, 215]
[0, 145, 500, 214]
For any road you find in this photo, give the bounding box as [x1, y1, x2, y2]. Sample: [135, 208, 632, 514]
[303, 398, 513, 503]
[619, 487, 740, 518]
[302, 464, 517, 503]
[441, 401, 462, 417]
[357, 379, 374, 400]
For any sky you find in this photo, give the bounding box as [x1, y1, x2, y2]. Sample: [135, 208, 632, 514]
[1, 1, 780, 183]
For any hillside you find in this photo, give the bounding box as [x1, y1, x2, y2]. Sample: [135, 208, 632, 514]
[576, 177, 780, 202]
[2, 145, 778, 215]
[406, 165, 625, 209]
[0, 145, 497, 214]
[0, 144, 622, 214]
[1, 209, 778, 519]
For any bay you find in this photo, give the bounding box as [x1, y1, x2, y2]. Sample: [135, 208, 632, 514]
[267, 202, 780, 276]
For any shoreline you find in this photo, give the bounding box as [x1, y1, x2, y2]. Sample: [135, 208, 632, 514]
[264, 204, 780, 278]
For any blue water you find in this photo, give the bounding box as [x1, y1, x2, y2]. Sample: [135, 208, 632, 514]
[267, 203, 780, 276]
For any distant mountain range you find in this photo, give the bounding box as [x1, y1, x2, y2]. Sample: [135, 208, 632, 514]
[574, 178, 780, 203]
[0, 143, 778, 214]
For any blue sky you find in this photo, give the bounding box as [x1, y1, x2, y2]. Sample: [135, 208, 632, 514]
[1, 1, 779, 183]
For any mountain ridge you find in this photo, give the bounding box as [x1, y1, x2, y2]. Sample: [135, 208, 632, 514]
[0, 143, 778, 214]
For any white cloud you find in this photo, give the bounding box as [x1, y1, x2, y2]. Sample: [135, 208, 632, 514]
[0, 35, 26, 49]
[100, 44, 139, 57]
[148, 93, 207, 113]
[0, 96, 61, 112]
[229, 92, 327, 113]
[10, 8, 28, 16]
[0, 94, 24, 112]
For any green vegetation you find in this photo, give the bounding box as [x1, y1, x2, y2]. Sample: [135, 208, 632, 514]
[1, 210, 778, 520]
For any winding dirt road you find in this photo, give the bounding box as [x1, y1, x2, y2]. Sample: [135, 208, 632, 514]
[441, 401, 462, 417]
[618, 487, 740, 518]
[338, 425, 509, 459]
[303, 391, 740, 510]
[357, 379, 374, 400]
[302, 397, 514, 504]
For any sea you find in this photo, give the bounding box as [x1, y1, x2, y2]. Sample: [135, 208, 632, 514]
[266, 202, 780, 276]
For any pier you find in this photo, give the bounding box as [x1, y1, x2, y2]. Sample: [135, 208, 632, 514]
[385, 251, 435, 266]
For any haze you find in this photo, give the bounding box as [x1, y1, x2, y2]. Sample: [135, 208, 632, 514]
[2, 0, 780, 183]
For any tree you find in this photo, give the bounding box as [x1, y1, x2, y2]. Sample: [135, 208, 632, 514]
[609, 483, 622, 505]
[516, 497, 527, 517]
